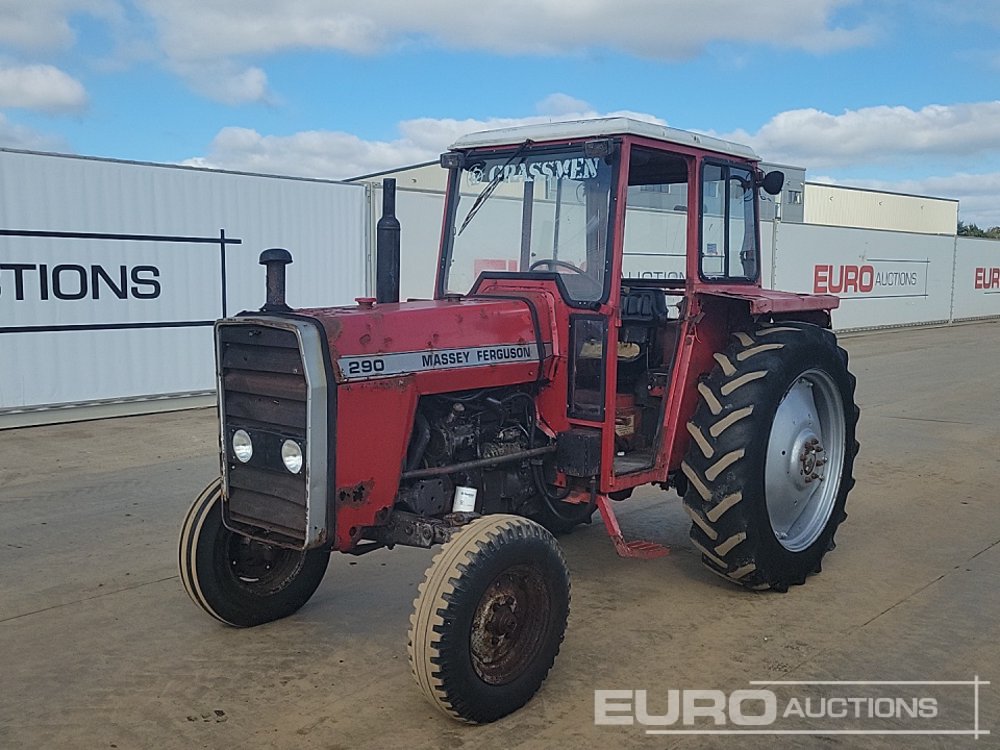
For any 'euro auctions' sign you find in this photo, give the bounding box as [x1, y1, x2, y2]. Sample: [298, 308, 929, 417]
[813, 259, 929, 299]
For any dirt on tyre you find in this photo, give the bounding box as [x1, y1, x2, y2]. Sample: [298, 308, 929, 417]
[178, 478, 331, 627]
[681, 322, 859, 592]
[408, 514, 570, 723]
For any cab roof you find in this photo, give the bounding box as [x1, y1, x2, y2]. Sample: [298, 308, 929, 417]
[449, 117, 759, 161]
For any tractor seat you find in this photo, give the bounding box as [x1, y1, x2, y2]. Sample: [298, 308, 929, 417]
[620, 288, 671, 350]
[621, 288, 671, 325]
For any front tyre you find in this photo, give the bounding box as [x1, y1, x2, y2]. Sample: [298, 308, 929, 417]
[682, 323, 859, 591]
[178, 479, 330, 627]
[408, 515, 570, 723]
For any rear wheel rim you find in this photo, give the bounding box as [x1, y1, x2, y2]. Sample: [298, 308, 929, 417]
[764, 368, 846, 552]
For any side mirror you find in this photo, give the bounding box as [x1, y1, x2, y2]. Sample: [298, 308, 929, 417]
[440, 151, 466, 169]
[761, 170, 785, 196]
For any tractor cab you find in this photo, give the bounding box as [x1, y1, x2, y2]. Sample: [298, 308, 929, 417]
[436, 118, 783, 485]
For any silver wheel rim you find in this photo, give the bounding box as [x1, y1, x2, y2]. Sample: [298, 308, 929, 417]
[764, 368, 845, 552]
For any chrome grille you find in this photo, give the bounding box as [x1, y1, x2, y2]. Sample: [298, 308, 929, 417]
[218, 323, 309, 548]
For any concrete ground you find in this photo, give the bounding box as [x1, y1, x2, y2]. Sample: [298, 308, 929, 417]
[1, 321, 997, 749]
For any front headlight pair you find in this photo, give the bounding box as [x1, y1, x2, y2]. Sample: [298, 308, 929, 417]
[231, 429, 303, 474]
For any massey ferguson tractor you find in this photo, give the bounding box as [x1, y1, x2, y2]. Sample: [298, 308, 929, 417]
[178, 117, 859, 723]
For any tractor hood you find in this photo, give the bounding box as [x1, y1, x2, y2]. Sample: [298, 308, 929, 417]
[304, 297, 551, 387]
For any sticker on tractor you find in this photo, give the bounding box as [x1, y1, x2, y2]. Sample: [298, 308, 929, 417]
[467, 157, 602, 185]
[338, 343, 540, 381]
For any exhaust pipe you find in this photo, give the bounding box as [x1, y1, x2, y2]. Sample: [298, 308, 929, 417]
[376, 178, 401, 304]
[259, 247, 292, 312]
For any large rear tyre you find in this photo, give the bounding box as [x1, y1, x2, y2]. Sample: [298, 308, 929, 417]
[682, 322, 859, 591]
[408, 515, 570, 723]
[178, 479, 330, 627]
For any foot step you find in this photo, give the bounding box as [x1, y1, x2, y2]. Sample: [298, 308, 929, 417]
[596, 495, 670, 559]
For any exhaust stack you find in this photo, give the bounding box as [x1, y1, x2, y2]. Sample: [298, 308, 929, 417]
[259, 247, 292, 312]
[376, 178, 401, 304]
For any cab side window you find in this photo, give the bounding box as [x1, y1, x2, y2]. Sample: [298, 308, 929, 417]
[700, 163, 757, 281]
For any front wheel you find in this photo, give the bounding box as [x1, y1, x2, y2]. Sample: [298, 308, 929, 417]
[682, 323, 859, 591]
[178, 479, 330, 627]
[408, 515, 570, 723]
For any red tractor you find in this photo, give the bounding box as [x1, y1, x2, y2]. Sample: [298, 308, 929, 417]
[178, 118, 859, 723]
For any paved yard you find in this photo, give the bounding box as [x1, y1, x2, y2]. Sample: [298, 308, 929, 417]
[1, 321, 997, 749]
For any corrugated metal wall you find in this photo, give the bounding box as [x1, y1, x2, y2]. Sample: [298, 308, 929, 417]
[0, 150, 369, 423]
[768, 222, 955, 329]
[804, 183, 958, 236]
[953, 236, 1000, 320]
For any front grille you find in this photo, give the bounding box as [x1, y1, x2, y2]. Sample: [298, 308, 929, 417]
[218, 323, 309, 548]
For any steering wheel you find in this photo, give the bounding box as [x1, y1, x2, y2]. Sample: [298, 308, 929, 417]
[529, 259, 587, 275]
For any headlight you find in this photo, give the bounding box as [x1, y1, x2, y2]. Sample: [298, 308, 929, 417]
[232, 429, 253, 463]
[281, 439, 303, 474]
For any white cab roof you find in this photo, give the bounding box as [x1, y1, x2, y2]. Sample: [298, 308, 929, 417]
[450, 117, 759, 161]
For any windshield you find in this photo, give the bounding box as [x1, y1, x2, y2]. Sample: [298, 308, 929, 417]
[441, 144, 615, 303]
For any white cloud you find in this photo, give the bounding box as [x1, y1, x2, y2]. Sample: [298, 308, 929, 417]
[183, 126, 433, 179]
[0, 0, 120, 51]
[187, 96, 1000, 231]
[185, 101, 666, 178]
[721, 101, 1000, 168]
[141, 0, 870, 65]
[536, 93, 592, 116]
[0, 64, 87, 112]
[171, 61, 271, 105]
[925, 0, 1000, 30]
[0, 112, 68, 150]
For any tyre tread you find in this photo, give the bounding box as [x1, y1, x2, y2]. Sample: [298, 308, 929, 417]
[407, 514, 569, 723]
[682, 321, 860, 590]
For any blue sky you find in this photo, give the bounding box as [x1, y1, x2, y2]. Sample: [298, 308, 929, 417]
[1, 0, 999, 225]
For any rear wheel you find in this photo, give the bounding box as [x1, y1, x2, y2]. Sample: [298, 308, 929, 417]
[682, 322, 859, 591]
[408, 515, 570, 723]
[178, 479, 330, 626]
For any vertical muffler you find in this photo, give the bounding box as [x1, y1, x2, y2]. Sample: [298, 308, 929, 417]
[376, 178, 401, 304]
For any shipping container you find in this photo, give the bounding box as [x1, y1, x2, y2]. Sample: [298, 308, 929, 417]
[0, 148, 370, 426]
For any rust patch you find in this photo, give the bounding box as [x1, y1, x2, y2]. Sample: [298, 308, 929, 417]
[336, 480, 374, 508]
[363, 376, 410, 392]
[320, 316, 342, 344]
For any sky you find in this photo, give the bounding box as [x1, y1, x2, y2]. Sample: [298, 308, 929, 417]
[1, 0, 999, 226]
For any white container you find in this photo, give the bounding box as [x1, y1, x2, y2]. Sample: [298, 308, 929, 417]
[452, 485, 478, 513]
[0, 148, 369, 425]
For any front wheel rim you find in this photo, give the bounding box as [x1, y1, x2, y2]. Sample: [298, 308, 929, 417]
[224, 532, 303, 595]
[764, 369, 846, 552]
[469, 565, 551, 685]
